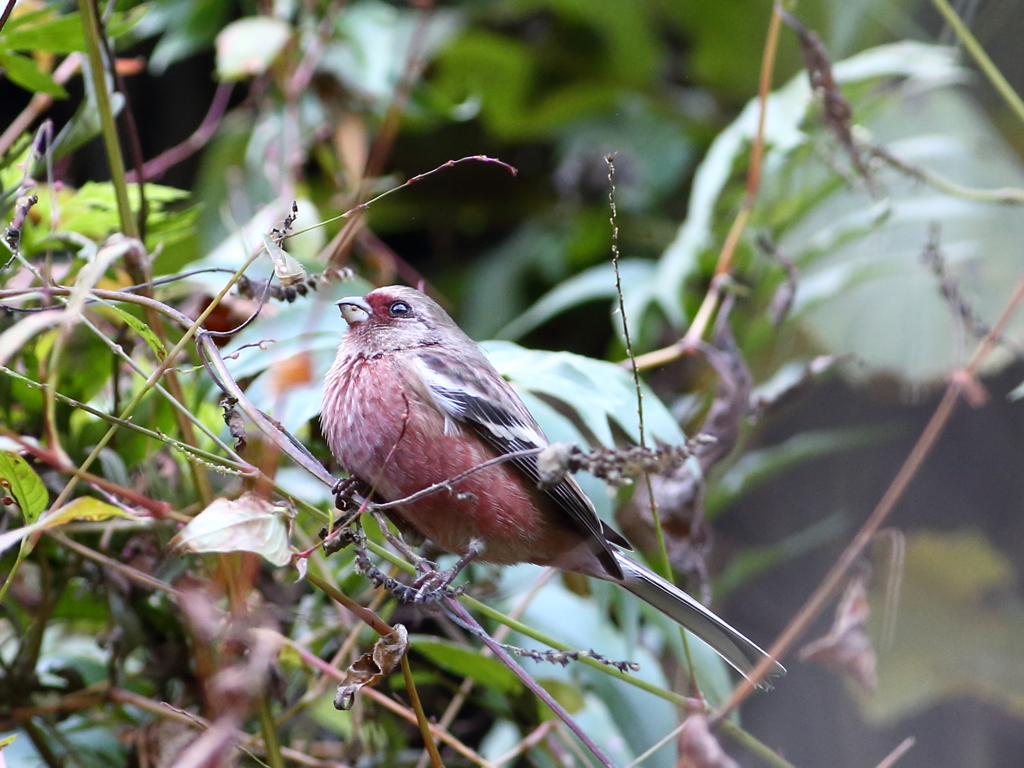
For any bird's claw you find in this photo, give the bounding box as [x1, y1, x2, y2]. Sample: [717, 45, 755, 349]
[411, 567, 466, 602]
[332, 476, 371, 514]
[409, 542, 481, 602]
[320, 524, 364, 557]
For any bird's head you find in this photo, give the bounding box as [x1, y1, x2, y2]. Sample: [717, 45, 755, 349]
[336, 286, 462, 354]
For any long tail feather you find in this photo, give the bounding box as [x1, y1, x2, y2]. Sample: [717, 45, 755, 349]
[614, 551, 785, 681]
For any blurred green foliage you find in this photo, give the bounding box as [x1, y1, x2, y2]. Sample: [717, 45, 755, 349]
[4, 0, 1024, 766]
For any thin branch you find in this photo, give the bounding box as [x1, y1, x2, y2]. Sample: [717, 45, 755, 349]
[0, 0, 17, 34]
[930, 0, 1024, 127]
[369, 448, 542, 510]
[713, 276, 1024, 715]
[50, 533, 182, 597]
[95, 8, 148, 238]
[78, 314, 244, 462]
[629, 4, 783, 372]
[108, 688, 339, 768]
[126, 82, 234, 183]
[2, 431, 174, 517]
[321, 3, 437, 267]
[45, 248, 265, 514]
[867, 141, 1024, 205]
[0, 367, 255, 475]
[269, 629, 494, 767]
[444, 599, 617, 768]
[293, 156, 517, 239]
[0, 56, 80, 158]
[402, 654, 445, 768]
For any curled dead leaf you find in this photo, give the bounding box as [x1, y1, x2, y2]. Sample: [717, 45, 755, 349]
[334, 625, 409, 711]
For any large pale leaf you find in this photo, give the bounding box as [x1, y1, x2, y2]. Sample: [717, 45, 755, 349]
[408, 635, 522, 694]
[215, 17, 291, 81]
[782, 85, 1024, 382]
[498, 259, 657, 342]
[545, 42, 1024, 384]
[170, 493, 293, 566]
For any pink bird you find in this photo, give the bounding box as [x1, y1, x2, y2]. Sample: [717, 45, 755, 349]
[320, 285, 782, 680]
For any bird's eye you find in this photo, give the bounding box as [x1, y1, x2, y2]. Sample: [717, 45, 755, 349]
[388, 301, 411, 317]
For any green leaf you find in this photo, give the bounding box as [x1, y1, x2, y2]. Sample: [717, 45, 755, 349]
[142, 0, 230, 74]
[0, 450, 48, 522]
[49, 86, 124, 161]
[461, 222, 568, 339]
[409, 635, 523, 694]
[782, 77, 1024, 382]
[31, 182, 189, 240]
[498, 259, 657, 342]
[1, 7, 146, 53]
[99, 304, 167, 361]
[0, 50, 67, 97]
[2, 13, 86, 53]
[716, 514, 846, 597]
[428, 30, 615, 140]
[319, 0, 463, 111]
[707, 426, 893, 517]
[512, 576, 683, 768]
[481, 341, 685, 448]
[0, 496, 134, 556]
[637, 41, 1024, 382]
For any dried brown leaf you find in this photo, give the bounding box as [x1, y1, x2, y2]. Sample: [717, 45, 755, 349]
[334, 625, 409, 711]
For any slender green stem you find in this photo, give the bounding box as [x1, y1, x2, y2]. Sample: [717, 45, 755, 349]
[931, 0, 1024, 126]
[77, 0, 138, 240]
[1, 365, 250, 472]
[256, 694, 285, 768]
[460, 593, 693, 708]
[402, 655, 445, 768]
[719, 720, 797, 768]
[342, 539, 791, 767]
[79, 313, 243, 463]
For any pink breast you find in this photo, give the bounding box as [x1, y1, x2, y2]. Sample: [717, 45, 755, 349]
[321, 353, 584, 566]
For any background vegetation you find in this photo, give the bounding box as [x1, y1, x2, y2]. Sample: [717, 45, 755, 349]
[2, 0, 1024, 766]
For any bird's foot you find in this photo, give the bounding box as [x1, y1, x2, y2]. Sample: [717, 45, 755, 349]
[411, 567, 467, 602]
[320, 521, 365, 557]
[410, 541, 482, 603]
[332, 476, 371, 514]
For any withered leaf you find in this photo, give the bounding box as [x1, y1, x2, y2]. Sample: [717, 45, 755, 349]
[800, 575, 877, 691]
[334, 625, 409, 711]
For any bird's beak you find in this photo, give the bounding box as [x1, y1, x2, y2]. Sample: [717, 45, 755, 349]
[337, 296, 371, 326]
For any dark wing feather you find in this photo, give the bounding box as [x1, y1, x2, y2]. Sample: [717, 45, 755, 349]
[412, 353, 625, 580]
